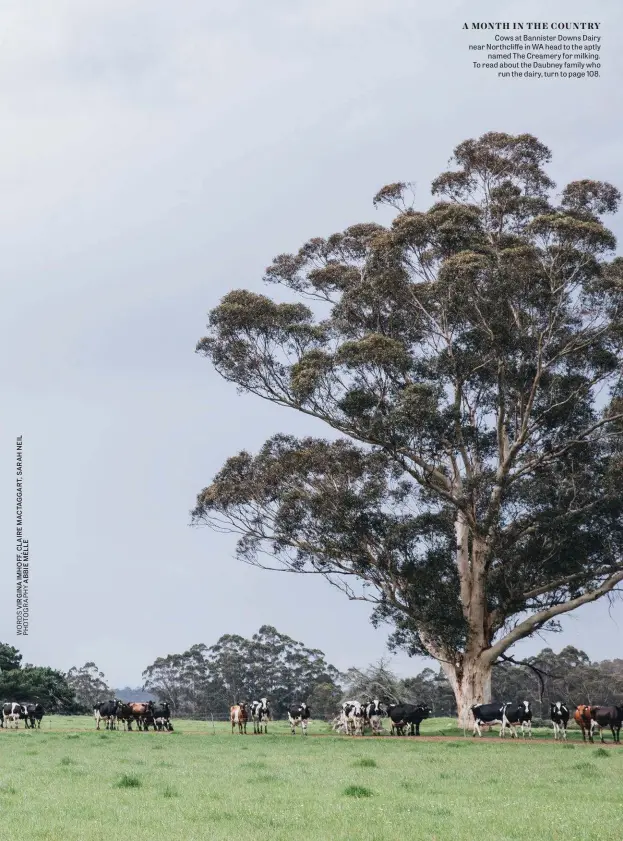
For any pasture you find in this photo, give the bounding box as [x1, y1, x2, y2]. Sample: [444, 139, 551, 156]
[0, 717, 622, 841]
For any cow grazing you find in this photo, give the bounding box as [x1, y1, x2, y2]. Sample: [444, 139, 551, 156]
[93, 700, 120, 731]
[2, 702, 24, 729]
[574, 705, 593, 742]
[230, 703, 248, 734]
[251, 698, 270, 734]
[470, 702, 508, 737]
[365, 700, 385, 735]
[503, 701, 532, 739]
[387, 703, 431, 737]
[22, 703, 44, 729]
[589, 706, 623, 744]
[550, 702, 569, 741]
[288, 703, 311, 735]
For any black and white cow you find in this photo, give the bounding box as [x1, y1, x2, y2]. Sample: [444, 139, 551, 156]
[387, 704, 432, 736]
[251, 698, 270, 734]
[288, 703, 310, 736]
[22, 703, 44, 729]
[470, 702, 508, 737]
[93, 699, 120, 730]
[341, 701, 365, 736]
[503, 701, 532, 739]
[550, 702, 569, 741]
[364, 700, 385, 735]
[152, 702, 173, 731]
[2, 702, 24, 729]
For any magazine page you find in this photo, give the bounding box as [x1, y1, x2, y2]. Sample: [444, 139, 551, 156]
[1, 1, 621, 839]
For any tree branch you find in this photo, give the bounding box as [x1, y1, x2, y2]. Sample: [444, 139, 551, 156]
[484, 569, 623, 665]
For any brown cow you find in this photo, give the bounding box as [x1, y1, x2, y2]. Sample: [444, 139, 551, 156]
[230, 703, 248, 734]
[574, 705, 593, 742]
[125, 701, 155, 731]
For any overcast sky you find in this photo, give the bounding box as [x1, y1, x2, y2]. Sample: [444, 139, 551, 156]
[0, 0, 621, 688]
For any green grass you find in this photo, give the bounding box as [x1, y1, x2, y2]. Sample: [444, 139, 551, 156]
[0, 716, 622, 840]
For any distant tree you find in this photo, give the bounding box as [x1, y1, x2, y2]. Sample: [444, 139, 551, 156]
[0, 642, 22, 673]
[142, 646, 210, 716]
[0, 666, 76, 712]
[142, 626, 342, 718]
[308, 682, 343, 719]
[194, 131, 623, 725]
[66, 662, 111, 711]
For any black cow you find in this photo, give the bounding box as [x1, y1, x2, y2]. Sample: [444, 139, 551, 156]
[288, 703, 311, 735]
[93, 699, 120, 730]
[387, 704, 431, 736]
[115, 702, 135, 731]
[22, 703, 44, 729]
[589, 706, 623, 744]
[503, 701, 532, 739]
[470, 702, 507, 737]
[152, 702, 173, 731]
[550, 702, 569, 741]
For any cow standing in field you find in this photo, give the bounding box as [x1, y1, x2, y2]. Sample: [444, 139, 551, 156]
[550, 702, 569, 741]
[589, 706, 623, 744]
[365, 700, 385, 735]
[115, 702, 134, 731]
[151, 702, 173, 731]
[230, 703, 248, 734]
[125, 701, 155, 731]
[502, 701, 533, 739]
[22, 703, 44, 729]
[94, 700, 120, 731]
[470, 703, 508, 737]
[251, 699, 270, 734]
[574, 705, 593, 742]
[387, 704, 431, 736]
[342, 701, 365, 736]
[288, 703, 310, 735]
[2, 702, 24, 729]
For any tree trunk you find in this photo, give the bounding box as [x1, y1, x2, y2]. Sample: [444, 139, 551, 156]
[441, 656, 493, 731]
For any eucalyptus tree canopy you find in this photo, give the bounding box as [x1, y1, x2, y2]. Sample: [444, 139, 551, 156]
[193, 132, 623, 723]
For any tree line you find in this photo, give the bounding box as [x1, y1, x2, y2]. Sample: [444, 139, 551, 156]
[2, 634, 621, 722]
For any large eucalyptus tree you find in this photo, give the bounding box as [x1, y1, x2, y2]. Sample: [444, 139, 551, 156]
[193, 132, 623, 723]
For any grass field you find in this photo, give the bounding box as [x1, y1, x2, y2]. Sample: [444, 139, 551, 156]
[0, 716, 622, 841]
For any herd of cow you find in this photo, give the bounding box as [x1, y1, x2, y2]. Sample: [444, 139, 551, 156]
[2, 696, 622, 744]
[329, 699, 623, 743]
[92, 699, 174, 731]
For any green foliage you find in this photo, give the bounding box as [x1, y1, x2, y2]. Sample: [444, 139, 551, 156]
[343, 785, 374, 798]
[115, 774, 142, 789]
[0, 643, 22, 672]
[0, 664, 76, 712]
